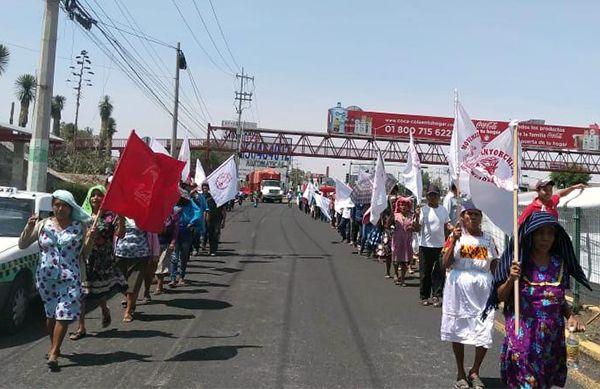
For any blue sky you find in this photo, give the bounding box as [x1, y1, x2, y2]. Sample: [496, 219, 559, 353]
[1, 1, 599, 181]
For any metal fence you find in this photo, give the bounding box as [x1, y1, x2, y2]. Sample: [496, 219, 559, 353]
[483, 207, 600, 306]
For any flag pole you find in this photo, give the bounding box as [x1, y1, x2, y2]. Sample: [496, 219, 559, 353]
[453, 89, 462, 223]
[512, 122, 520, 335]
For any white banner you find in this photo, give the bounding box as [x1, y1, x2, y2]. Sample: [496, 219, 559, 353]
[402, 132, 423, 204]
[206, 155, 238, 207]
[469, 123, 520, 234]
[178, 132, 191, 182]
[370, 151, 387, 223]
[150, 138, 169, 155]
[334, 177, 354, 213]
[448, 99, 482, 197]
[194, 159, 206, 184]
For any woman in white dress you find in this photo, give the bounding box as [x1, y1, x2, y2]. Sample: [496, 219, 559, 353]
[440, 200, 499, 389]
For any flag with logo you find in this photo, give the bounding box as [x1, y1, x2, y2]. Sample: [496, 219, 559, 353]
[206, 155, 238, 207]
[370, 150, 388, 223]
[448, 99, 482, 197]
[402, 132, 423, 204]
[101, 131, 185, 233]
[178, 132, 191, 182]
[469, 122, 521, 234]
[194, 159, 206, 184]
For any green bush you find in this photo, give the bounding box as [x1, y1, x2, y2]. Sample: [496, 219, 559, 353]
[49, 181, 89, 205]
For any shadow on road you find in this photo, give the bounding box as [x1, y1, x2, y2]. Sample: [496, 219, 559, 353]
[212, 267, 242, 274]
[193, 259, 226, 264]
[0, 299, 46, 349]
[166, 345, 262, 362]
[161, 288, 209, 295]
[61, 350, 152, 367]
[239, 260, 273, 264]
[91, 328, 177, 339]
[134, 312, 196, 322]
[192, 281, 230, 288]
[165, 298, 232, 311]
[187, 332, 240, 339]
[481, 377, 504, 388]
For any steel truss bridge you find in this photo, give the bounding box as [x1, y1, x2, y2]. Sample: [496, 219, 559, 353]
[75, 125, 600, 174]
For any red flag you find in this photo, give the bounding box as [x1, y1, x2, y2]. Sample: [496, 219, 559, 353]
[101, 130, 185, 233]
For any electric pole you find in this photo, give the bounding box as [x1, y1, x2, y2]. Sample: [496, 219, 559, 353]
[27, 0, 59, 192]
[170, 42, 187, 157]
[235, 67, 253, 176]
[67, 49, 93, 141]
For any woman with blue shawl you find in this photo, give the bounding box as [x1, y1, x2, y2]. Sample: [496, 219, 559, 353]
[484, 212, 591, 388]
[70, 185, 127, 341]
[19, 190, 92, 372]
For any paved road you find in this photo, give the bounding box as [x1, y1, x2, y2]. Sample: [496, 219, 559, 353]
[0, 203, 584, 388]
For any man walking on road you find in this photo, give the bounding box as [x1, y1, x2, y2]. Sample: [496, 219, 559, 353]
[202, 183, 226, 256]
[413, 185, 452, 308]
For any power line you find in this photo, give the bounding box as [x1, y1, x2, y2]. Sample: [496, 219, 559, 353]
[208, 0, 240, 71]
[171, 0, 235, 77]
[191, 0, 236, 74]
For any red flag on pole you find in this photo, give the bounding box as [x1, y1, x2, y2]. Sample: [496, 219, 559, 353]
[101, 130, 185, 233]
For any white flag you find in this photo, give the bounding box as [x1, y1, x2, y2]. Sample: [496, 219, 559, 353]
[370, 151, 387, 223]
[448, 99, 482, 197]
[150, 138, 169, 155]
[178, 132, 191, 182]
[334, 177, 354, 213]
[314, 193, 331, 221]
[206, 155, 238, 207]
[302, 182, 315, 203]
[402, 132, 423, 204]
[194, 159, 206, 184]
[469, 123, 520, 234]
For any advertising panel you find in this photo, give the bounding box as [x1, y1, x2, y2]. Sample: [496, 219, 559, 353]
[239, 134, 292, 179]
[327, 104, 600, 152]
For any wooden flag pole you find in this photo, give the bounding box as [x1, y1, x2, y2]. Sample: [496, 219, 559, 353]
[512, 122, 520, 335]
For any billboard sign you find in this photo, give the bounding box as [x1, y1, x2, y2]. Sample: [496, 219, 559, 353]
[327, 104, 600, 152]
[239, 134, 292, 179]
[221, 120, 258, 129]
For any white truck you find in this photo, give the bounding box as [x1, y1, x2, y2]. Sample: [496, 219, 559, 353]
[0, 187, 52, 333]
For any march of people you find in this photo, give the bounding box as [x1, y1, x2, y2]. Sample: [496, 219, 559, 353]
[18, 178, 230, 373]
[297, 175, 591, 389]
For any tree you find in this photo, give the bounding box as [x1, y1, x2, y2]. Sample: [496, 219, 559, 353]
[14, 74, 36, 127]
[550, 167, 591, 189]
[0, 44, 9, 77]
[60, 122, 77, 142]
[50, 95, 66, 137]
[98, 95, 114, 154]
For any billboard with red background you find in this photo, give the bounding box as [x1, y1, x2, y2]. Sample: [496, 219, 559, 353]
[327, 104, 599, 152]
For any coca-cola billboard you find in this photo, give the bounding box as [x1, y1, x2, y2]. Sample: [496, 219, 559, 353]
[327, 104, 600, 152]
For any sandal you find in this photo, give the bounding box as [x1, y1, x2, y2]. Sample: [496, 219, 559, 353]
[469, 373, 485, 389]
[384, 275, 392, 279]
[393, 276, 400, 285]
[454, 378, 469, 389]
[47, 359, 60, 372]
[68, 330, 87, 341]
[123, 313, 134, 323]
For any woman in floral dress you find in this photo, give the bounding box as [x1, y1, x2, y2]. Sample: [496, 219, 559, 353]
[485, 212, 591, 388]
[70, 185, 126, 340]
[19, 190, 91, 371]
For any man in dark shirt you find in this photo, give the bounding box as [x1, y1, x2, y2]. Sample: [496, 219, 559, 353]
[201, 183, 226, 256]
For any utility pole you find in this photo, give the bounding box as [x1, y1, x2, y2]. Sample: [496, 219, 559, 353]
[234, 67, 253, 176]
[27, 0, 59, 192]
[67, 49, 93, 141]
[170, 42, 187, 157]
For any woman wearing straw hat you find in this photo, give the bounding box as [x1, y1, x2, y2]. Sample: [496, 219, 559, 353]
[19, 190, 92, 372]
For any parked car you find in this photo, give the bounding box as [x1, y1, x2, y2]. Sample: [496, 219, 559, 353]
[0, 187, 52, 333]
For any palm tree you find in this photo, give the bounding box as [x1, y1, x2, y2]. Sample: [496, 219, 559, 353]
[98, 95, 114, 154]
[51, 95, 66, 137]
[0, 44, 9, 77]
[14, 74, 36, 127]
[105, 117, 116, 153]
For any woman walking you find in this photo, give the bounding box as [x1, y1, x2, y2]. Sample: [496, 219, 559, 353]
[486, 212, 591, 388]
[18, 190, 91, 371]
[390, 197, 415, 286]
[440, 201, 499, 389]
[70, 185, 127, 340]
[114, 218, 151, 322]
